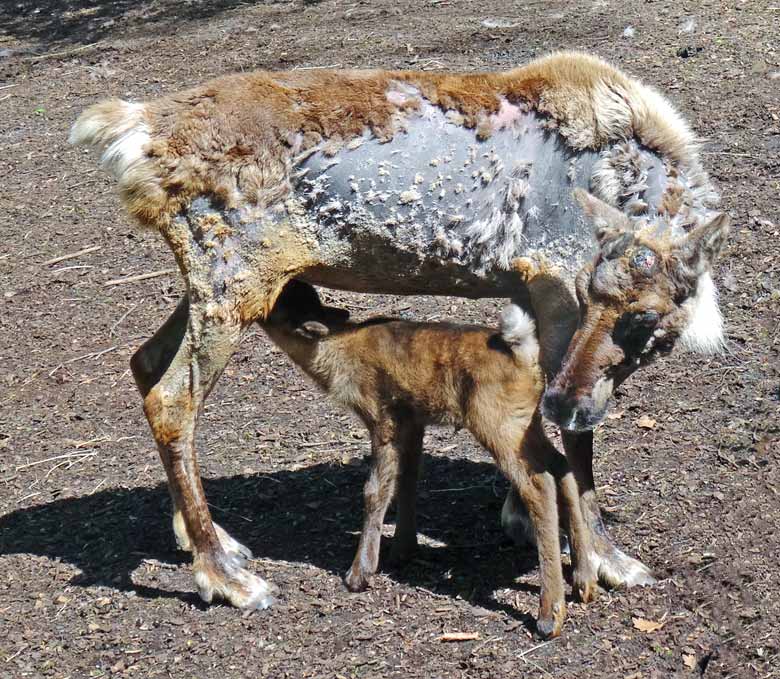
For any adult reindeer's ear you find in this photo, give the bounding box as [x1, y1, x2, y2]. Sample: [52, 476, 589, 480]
[295, 320, 330, 339]
[573, 188, 632, 245]
[675, 213, 730, 277]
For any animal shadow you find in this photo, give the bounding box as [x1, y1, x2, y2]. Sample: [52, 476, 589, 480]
[0, 455, 543, 624]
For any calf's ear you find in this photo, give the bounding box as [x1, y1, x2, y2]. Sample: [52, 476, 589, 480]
[295, 320, 330, 339]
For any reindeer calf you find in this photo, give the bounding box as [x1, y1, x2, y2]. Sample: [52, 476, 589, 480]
[262, 281, 597, 638]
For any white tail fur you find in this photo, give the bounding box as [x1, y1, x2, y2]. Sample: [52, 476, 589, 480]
[499, 304, 539, 365]
[69, 100, 150, 181]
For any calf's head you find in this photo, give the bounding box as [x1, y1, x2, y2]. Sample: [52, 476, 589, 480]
[542, 189, 729, 432]
[265, 280, 349, 340]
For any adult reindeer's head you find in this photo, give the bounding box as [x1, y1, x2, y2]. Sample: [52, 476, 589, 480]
[542, 189, 730, 432]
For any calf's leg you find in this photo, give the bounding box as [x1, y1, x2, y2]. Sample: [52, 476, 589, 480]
[345, 416, 416, 592]
[388, 420, 424, 565]
[487, 430, 567, 638]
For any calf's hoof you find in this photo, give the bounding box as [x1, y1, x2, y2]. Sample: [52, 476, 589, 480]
[536, 602, 566, 639]
[193, 553, 276, 610]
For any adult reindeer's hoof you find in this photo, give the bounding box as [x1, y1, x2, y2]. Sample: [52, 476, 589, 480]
[343, 566, 371, 593]
[536, 602, 566, 639]
[194, 554, 276, 610]
[573, 574, 600, 604]
[214, 523, 253, 564]
[595, 548, 656, 589]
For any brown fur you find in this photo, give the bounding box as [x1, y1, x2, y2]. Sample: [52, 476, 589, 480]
[259, 280, 598, 638]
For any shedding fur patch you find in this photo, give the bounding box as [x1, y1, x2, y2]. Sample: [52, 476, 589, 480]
[462, 165, 530, 270]
[499, 304, 538, 364]
[679, 272, 725, 354]
[591, 140, 649, 214]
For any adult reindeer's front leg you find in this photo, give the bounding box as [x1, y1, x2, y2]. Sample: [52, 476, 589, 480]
[562, 431, 655, 588]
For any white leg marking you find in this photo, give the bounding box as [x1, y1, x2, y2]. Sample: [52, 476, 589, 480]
[590, 547, 656, 589]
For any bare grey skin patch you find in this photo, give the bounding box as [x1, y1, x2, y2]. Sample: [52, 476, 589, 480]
[296, 97, 605, 283]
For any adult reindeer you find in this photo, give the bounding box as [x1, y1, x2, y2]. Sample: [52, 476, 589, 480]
[70, 51, 728, 618]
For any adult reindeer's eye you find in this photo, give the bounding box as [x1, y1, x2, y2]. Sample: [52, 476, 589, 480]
[630, 247, 658, 276]
[632, 310, 660, 329]
[613, 310, 660, 355]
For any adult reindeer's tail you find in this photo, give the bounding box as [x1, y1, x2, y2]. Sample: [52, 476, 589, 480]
[69, 100, 167, 226]
[69, 100, 151, 180]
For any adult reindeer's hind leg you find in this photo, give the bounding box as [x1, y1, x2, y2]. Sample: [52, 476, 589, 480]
[136, 292, 275, 609]
[128, 205, 310, 609]
[130, 296, 252, 562]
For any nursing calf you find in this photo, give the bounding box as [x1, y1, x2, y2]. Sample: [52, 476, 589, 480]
[261, 280, 596, 638]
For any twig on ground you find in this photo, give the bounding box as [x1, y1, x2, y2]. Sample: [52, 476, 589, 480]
[15, 451, 98, 472]
[43, 245, 101, 266]
[63, 345, 118, 365]
[437, 632, 480, 642]
[518, 640, 554, 659]
[52, 265, 95, 274]
[429, 485, 485, 493]
[31, 42, 99, 61]
[206, 502, 253, 522]
[104, 269, 176, 286]
[293, 63, 343, 70]
[110, 303, 139, 336]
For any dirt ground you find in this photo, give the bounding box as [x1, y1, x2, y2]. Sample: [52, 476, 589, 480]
[0, 0, 778, 677]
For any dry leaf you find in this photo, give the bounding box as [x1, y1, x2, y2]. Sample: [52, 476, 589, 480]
[632, 616, 666, 632]
[606, 410, 625, 420]
[683, 654, 696, 669]
[636, 415, 657, 430]
[437, 632, 480, 642]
